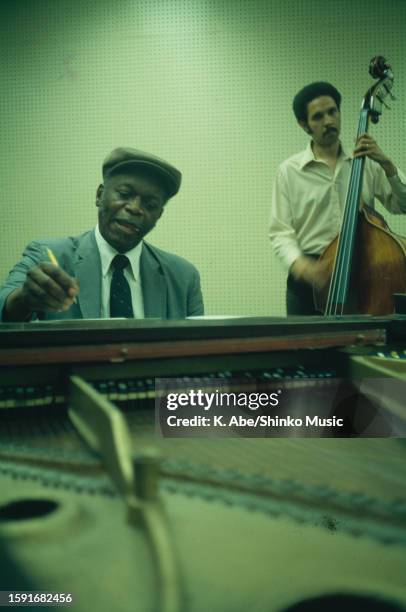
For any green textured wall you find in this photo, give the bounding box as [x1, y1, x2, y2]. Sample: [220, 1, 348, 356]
[1, 0, 405, 316]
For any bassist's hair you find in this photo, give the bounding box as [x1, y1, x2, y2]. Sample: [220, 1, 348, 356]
[293, 82, 341, 123]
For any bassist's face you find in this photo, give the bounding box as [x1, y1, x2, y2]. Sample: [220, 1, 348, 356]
[301, 96, 341, 148]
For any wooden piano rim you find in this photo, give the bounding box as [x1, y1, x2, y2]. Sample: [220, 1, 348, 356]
[0, 328, 386, 366]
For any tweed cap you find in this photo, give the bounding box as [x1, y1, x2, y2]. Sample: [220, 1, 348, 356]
[102, 147, 182, 198]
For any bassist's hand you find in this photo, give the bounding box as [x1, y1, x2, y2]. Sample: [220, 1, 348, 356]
[290, 256, 330, 291]
[354, 133, 397, 177]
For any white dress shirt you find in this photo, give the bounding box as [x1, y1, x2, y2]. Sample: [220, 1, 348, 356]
[269, 143, 406, 271]
[94, 224, 145, 318]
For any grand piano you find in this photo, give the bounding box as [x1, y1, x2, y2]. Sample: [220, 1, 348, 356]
[0, 316, 405, 611]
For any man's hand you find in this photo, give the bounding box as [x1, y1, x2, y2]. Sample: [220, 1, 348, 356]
[353, 133, 397, 177]
[290, 255, 330, 291]
[4, 263, 79, 322]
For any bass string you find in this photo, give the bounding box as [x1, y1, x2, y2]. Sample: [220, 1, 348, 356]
[326, 110, 369, 315]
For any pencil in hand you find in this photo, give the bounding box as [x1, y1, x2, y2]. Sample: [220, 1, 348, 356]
[46, 248, 59, 267]
[46, 248, 78, 304]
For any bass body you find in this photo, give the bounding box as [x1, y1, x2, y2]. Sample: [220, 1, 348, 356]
[315, 205, 406, 315]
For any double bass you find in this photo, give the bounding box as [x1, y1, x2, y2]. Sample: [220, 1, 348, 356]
[314, 56, 406, 316]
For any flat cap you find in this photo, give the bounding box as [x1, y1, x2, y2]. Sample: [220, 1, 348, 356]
[102, 147, 182, 198]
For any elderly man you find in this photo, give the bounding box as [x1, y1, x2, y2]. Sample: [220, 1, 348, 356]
[0, 148, 203, 321]
[269, 81, 406, 315]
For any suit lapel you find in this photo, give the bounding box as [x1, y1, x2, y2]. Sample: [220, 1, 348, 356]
[74, 231, 102, 319]
[141, 243, 167, 318]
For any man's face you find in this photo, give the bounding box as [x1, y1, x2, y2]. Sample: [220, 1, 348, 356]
[301, 95, 341, 147]
[96, 171, 166, 252]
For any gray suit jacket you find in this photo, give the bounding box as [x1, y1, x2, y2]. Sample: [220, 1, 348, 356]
[0, 230, 204, 320]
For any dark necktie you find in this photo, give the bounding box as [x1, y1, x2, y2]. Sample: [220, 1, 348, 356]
[110, 254, 134, 318]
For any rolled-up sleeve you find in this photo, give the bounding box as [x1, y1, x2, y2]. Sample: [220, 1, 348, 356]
[372, 163, 406, 214]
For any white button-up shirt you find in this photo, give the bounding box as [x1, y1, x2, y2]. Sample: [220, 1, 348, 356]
[94, 224, 145, 318]
[269, 143, 406, 271]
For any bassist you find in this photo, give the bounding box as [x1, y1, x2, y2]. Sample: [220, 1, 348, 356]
[270, 81, 406, 315]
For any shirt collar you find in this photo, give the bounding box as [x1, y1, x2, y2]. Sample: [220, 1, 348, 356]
[94, 224, 143, 281]
[298, 141, 351, 170]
